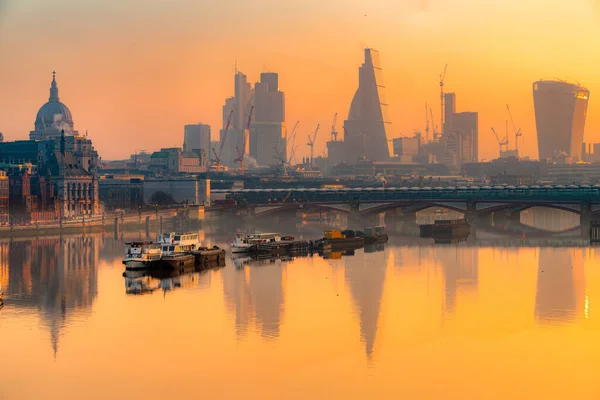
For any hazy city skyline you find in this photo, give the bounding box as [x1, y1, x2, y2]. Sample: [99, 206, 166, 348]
[2, 0, 600, 161]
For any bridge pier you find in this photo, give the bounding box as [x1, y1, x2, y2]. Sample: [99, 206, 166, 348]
[581, 203, 592, 237]
[349, 200, 361, 229]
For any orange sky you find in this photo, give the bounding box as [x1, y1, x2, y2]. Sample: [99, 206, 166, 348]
[1, 0, 600, 161]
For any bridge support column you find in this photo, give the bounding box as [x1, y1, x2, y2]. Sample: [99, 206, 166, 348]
[145, 216, 151, 238]
[581, 203, 592, 237]
[465, 202, 479, 223]
[349, 200, 361, 229]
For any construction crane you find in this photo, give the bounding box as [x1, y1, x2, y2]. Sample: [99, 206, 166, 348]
[286, 121, 299, 164]
[234, 105, 254, 175]
[491, 127, 508, 156]
[212, 109, 234, 169]
[330, 113, 338, 141]
[307, 124, 320, 168]
[424, 102, 430, 143]
[429, 108, 438, 140]
[439, 64, 448, 137]
[506, 104, 522, 156]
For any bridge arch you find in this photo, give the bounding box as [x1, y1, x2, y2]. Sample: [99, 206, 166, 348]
[360, 202, 467, 216]
[253, 203, 350, 217]
[478, 203, 582, 216]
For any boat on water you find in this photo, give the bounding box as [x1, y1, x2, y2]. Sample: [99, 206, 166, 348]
[123, 241, 163, 271]
[157, 232, 202, 255]
[190, 246, 226, 267]
[231, 232, 282, 253]
[316, 229, 364, 251]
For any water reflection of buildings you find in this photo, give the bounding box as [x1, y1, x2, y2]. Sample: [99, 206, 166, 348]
[0, 236, 100, 357]
[222, 262, 287, 340]
[344, 251, 388, 360]
[535, 249, 587, 323]
[440, 247, 479, 315]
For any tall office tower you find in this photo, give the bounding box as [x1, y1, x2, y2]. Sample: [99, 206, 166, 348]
[443, 93, 456, 135]
[437, 93, 478, 165]
[343, 48, 391, 162]
[250, 72, 286, 166]
[453, 112, 478, 163]
[219, 71, 252, 167]
[183, 124, 211, 162]
[533, 80, 589, 161]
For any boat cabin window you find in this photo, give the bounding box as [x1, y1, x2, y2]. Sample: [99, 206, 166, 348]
[169, 246, 175, 251]
[174, 235, 181, 241]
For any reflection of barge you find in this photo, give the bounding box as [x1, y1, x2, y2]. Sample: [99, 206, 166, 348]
[363, 226, 389, 245]
[420, 219, 470, 242]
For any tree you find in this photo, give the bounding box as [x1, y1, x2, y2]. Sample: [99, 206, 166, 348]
[150, 191, 176, 206]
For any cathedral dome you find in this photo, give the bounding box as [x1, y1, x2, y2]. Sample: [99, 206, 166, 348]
[34, 71, 74, 127]
[35, 101, 73, 125]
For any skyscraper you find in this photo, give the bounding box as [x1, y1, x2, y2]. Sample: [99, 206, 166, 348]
[343, 48, 390, 162]
[251, 72, 285, 166]
[437, 93, 478, 166]
[220, 71, 252, 167]
[533, 80, 589, 161]
[183, 123, 211, 161]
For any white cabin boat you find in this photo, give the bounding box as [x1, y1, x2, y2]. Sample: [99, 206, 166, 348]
[157, 232, 201, 256]
[231, 233, 281, 253]
[123, 242, 163, 270]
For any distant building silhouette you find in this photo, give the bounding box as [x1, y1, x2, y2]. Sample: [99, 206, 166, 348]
[183, 123, 211, 163]
[533, 80, 589, 161]
[343, 48, 390, 162]
[439, 93, 478, 167]
[220, 71, 252, 167]
[251, 72, 286, 167]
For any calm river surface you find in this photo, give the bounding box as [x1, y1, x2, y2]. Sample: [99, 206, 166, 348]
[1, 210, 600, 399]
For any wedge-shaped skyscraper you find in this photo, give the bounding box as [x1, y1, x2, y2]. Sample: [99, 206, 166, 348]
[343, 49, 390, 162]
[533, 80, 589, 161]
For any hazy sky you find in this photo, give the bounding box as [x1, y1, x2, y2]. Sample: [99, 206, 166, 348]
[1, 0, 600, 160]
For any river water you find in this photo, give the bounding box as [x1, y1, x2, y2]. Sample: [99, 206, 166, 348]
[1, 209, 599, 399]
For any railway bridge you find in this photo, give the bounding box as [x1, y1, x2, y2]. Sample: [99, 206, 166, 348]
[217, 185, 600, 226]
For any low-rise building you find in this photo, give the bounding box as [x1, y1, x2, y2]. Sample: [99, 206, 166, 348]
[98, 175, 144, 210]
[144, 178, 210, 205]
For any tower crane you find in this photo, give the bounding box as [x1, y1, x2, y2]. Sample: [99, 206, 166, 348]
[330, 113, 338, 141]
[212, 109, 234, 169]
[491, 127, 508, 156]
[506, 104, 522, 156]
[430, 108, 438, 140]
[424, 102, 430, 143]
[234, 105, 254, 175]
[439, 64, 448, 137]
[307, 124, 320, 168]
[286, 121, 299, 165]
